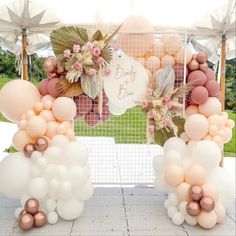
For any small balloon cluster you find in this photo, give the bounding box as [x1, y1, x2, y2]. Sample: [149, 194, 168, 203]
[16, 198, 47, 231]
[0, 79, 93, 231]
[186, 52, 220, 106]
[75, 92, 110, 127]
[153, 137, 235, 229]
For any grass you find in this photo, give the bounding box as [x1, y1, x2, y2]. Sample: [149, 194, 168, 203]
[0, 77, 235, 156]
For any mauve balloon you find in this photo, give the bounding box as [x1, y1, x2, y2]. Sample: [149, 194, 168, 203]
[47, 78, 60, 98]
[84, 111, 100, 127]
[38, 79, 49, 96]
[75, 94, 93, 115]
[187, 70, 207, 86]
[190, 86, 209, 105]
[205, 80, 220, 97]
[205, 68, 215, 81]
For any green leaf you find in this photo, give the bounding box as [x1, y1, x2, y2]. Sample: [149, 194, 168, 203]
[93, 30, 103, 41]
[50, 26, 89, 55]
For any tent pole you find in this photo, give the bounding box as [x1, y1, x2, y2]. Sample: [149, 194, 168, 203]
[22, 28, 28, 80]
[220, 34, 226, 167]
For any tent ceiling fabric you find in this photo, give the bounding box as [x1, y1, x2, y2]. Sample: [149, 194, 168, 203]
[0, 0, 235, 62]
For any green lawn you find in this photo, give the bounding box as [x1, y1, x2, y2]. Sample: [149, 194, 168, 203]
[0, 77, 235, 156]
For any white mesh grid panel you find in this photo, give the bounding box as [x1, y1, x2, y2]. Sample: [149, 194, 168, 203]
[74, 32, 187, 185]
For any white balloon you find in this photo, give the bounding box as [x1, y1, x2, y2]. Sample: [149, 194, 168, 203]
[167, 206, 178, 218]
[31, 166, 41, 177]
[163, 137, 187, 156]
[186, 140, 199, 155]
[191, 141, 221, 170]
[47, 211, 59, 225]
[31, 151, 43, 161]
[46, 199, 57, 212]
[184, 214, 197, 226]
[15, 207, 24, 219]
[28, 177, 48, 199]
[55, 165, 68, 180]
[49, 178, 61, 191]
[164, 199, 170, 209]
[164, 151, 183, 167]
[59, 181, 72, 199]
[44, 146, 63, 165]
[69, 166, 86, 187]
[50, 135, 70, 148]
[57, 197, 84, 220]
[178, 201, 188, 215]
[20, 194, 30, 206]
[172, 212, 185, 225]
[168, 193, 179, 206]
[208, 167, 235, 208]
[36, 158, 47, 169]
[63, 142, 88, 167]
[75, 181, 94, 201]
[0, 153, 32, 198]
[181, 158, 193, 170]
[44, 164, 56, 180]
[154, 177, 168, 192]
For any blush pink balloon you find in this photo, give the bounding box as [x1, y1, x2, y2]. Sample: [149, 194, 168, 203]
[187, 70, 207, 86]
[75, 95, 93, 115]
[185, 105, 199, 118]
[205, 80, 220, 97]
[47, 78, 60, 98]
[205, 68, 215, 81]
[199, 97, 222, 117]
[188, 59, 199, 71]
[190, 86, 209, 105]
[26, 116, 47, 138]
[184, 114, 209, 140]
[84, 111, 100, 127]
[38, 79, 49, 96]
[0, 80, 41, 123]
[46, 121, 59, 138]
[39, 110, 56, 122]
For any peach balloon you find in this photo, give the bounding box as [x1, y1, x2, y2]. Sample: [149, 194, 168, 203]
[151, 41, 165, 58]
[208, 114, 225, 128]
[46, 121, 59, 138]
[164, 34, 182, 55]
[175, 47, 192, 64]
[25, 110, 36, 120]
[60, 121, 72, 129]
[146, 56, 160, 72]
[12, 130, 34, 152]
[185, 165, 207, 186]
[52, 97, 76, 121]
[176, 182, 191, 201]
[26, 116, 47, 138]
[197, 211, 217, 229]
[161, 55, 175, 67]
[41, 95, 55, 104]
[226, 119, 235, 129]
[199, 97, 221, 117]
[39, 110, 55, 122]
[185, 105, 199, 118]
[184, 114, 209, 140]
[0, 80, 41, 123]
[203, 135, 212, 140]
[201, 184, 219, 202]
[34, 102, 44, 113]
[65, 129, 76, 141]
[209, 125, 218, 136]
[214, 202, 226, 223]
[223, 127, 232, 143]
[19, 120, 27, 130]
[164, 164, 185, 187]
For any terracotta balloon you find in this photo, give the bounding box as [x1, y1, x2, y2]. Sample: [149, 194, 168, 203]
[26, 116, 47, 138]
[33, 211, 47, 227]
[189, 185, 203, 201]
[185, 165, 207, 186]
[34, 137, 48, 152]
[164, 164, 184, 187]
[205, 80, 220, 97]
[18, 213, 34, 231]
[38, 79, 49, 96]
[0, 80, 41, 123]
[43, 56, 56, 73]
[187, 70, 207, 86]
[84, 111, 100, 127]
[190, 86, 209, 105]
[205, 68, 215, 81]
[199, 62, 208, 72]
[47, 78, 60, 98]
[23, 143, 36, 157]
[197, 210, 217, 229]
[200, 196, 215, 212]
[151, 41, 165, 58]
[25, 198, 39, 214]
[186, 201, 201, 216]
[188, 59, 199, 71]
[75, 94, 93, 115]
[13, 130, 34, 152]
[196, 52, 207, 64]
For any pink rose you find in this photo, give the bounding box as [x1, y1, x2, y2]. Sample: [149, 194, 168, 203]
[103, 67, 111, 76]
[141, 100, 149, 108]
[148, 125, 155, 134]
[73, 44, 81, 53]
[63, 49, 71, 58]
[93, 47, 101, 57]
[147, 88, 153, 96]
[74, 61, 82, 70]
[165, 101, 172, 109]
[88, 68, 97, 77]
[147, 111, 154, 119]
[86, 42, 94, 49]
[163, 95, 171, 102]
[97, 57, 105, 65]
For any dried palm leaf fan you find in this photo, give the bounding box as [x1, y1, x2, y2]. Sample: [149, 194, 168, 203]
[50, 25, 122, 97]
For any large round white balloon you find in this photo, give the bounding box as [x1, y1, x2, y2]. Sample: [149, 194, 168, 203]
[208, 167, 235, 208]
[44, 146, 63, 165]
[69, 166, 87, 187]
[191, 141, 221, 169]
[28, 177, 48, 199]
[63, 142, 88, 167]
[0, 153, 32, 198]
[163, 137, 187, 156]
[74, 181, 94, 201]
[108, 100, 127, 115]
[57, 197, 84, 220]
